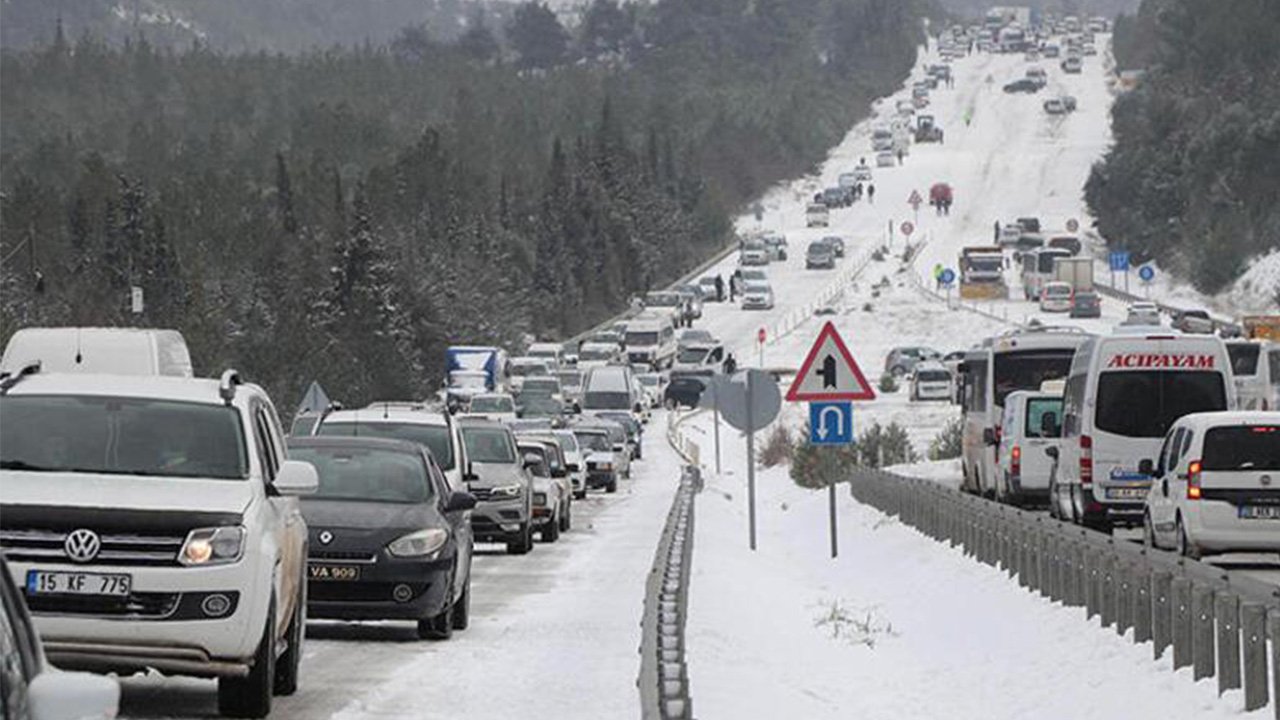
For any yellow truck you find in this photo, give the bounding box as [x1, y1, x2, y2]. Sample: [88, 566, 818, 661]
[959, 246, 1009, 299]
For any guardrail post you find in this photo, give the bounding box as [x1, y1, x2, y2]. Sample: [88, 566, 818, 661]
[1216, 593, 1241, 696]
[1270, 611, 1280, 720]
[1242, 603, 1269, 712]
[1191, 583, 1215, 681]
[1152, 572, 1173, 660]
[1116, 563, 1133, 638]
[1133, 566, 1152, 644]
[1171, 577, 1193, 671]
[1101, 554, 1117, 629]
[1085, 548, 1101, 621]
[1063, 542, 1080, 608]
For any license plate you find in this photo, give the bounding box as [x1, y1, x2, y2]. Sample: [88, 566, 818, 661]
[1239, 506, 1280, 520]
[308, 564, 360, 581]
[1107, 487, 1147, 499]
[26, 570, 131, 597]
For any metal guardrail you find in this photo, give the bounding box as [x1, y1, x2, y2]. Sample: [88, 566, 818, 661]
[638, 464, 701, 720]
[847, 468, 1280, 716]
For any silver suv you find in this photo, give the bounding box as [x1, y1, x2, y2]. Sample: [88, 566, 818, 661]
[0, 368, 317, 718]
[456, 418, 534, 554]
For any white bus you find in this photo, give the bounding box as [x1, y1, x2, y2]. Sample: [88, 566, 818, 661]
[1052, 333, 1235, 529]
[1019, 248, 1072, 301]
[960, 326, 1092, 498]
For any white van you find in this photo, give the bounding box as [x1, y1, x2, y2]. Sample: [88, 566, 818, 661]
[997, 390, 1064, 506]
[1, 327, 193, 377]
[581, 366, 642, 418]
[1054, 333, 1236, 530]
[1020, 248, 1071, 301]
[624, 313, 676, 370]
[526, 342, 566, 370]
[1143, 412, 1280, 557]
[960, 326, 1092, 498]
[507, 357, 552, 394]
[1226, 339, 1279, 410]
[805, 203, 830, 228]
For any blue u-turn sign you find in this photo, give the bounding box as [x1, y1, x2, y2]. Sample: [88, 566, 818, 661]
[809, 402, 854, 445]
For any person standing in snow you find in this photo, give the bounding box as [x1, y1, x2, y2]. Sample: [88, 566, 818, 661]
[993, 220, 1000, 243]
[714, 275, 725, 302]
[867, 184, 875, 203]
[897, 149, 904, 166]
[933, 263, 944, 289]
[722, 353, 737, 376]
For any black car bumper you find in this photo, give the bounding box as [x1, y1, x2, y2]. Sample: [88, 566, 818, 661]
[587, 470, 617, 489]
[470, 499, 530, 543]
[307, 554, 454, 621]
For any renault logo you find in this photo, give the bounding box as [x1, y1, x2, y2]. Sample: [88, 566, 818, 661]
[318, 531, 333, 545]
[1263, 475, 1273, 487]
[64, 529, 101, 563]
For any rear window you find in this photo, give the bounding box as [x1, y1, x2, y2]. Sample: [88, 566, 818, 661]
[1202, 426, 1280, 471]
[461, 426, 516, 464]
[917, 370, 951, 382]
[318, 421, 454, 471]
[290, 445, 431, 503]
[993, 350, 1074, 407]
[1228, 344, 1261, 377]
[1025, 398, 1063, 438]
[1095, 371, 1228, 438]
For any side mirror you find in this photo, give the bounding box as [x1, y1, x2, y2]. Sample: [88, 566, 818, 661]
[444, 490, 477, 512]
[272, 460, 319, 496]
[522, 452, 543, 468]
[982, 428, 997, 446]
[462, 462, 478, 482]
[1045, 447, 1059, 460]
[28, 670, 121, 720]
[1138, 459, 1155, 476]
[613, 443, 627, 453]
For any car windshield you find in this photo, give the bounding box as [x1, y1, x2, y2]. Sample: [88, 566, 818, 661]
[1202, 426, 1280, 471]
[583, 391, 632, 410]
[289, 446, 430, 503]
[808, 244, 828, 255]
[553, 431, 579, 453]
[574, 430, 611, 452]
[0, 395, 248, 480]
[626, 331, 659, 347]
[522, 379, 559, 393]
[521, 397, 563, 417]
[1228, 344, 1261, 376]
[917, 370, 951, 382]
[557, 371, 582, 388]
[470, 396, 515, 413]
[1045, 286, 1071, 297]
[1037, 253, 1067, 272]
[317, 421, 455, 471]
[646, 293, 680, 307]
[1094, 372, 1227, 438]
[967, 256, 1003, 273]
[745, 283, 769, 293]
[637, 376, 659, 387]
[461, 426, 517, 464]
[993, 350, 1075, 407]
[510, 363, 548, 377]
[678, 347, 710, 364]
[580, 346, 616, 361]
[1025, 398, 1063, 438]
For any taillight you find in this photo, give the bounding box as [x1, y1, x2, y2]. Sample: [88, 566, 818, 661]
[1079, 434, 1093, 486]
[1011, 445, 1021, 477]
[1187, 460, 1202, 500]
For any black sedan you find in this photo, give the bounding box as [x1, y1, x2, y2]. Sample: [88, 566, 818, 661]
[1002, 78, 1041, 94]
[287, 436, 476, 640]
[1069, 290, 1102, 319]
[664, 376, 708, 409]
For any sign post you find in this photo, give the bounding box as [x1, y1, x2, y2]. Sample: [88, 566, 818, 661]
[1108, 250, 1130, 291]
[712, 370, 782, 551]
[786, 322, 876, 559]
[757, 327, 767, 368]
[1138, 265, 1155, 298]
[887, 219, 894, 249]
[908, 189, 923, 228]
[939, 267, 956, 306]
[130, 286, 144, 315]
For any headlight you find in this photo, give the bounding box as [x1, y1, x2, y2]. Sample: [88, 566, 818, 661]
[387, 528, 449, 558]
[179, 526, 245, 566]
[533, 492, 548, 506]
[489, 484, 524, 498]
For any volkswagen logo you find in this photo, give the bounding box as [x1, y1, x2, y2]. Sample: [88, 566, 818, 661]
[318, 531, 333, 545]
[1263, 475, 1273, 487]
[64, 529, 101, 563]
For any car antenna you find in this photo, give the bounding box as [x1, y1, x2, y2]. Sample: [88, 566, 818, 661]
[383, 401, 389, 420]
[74, 327, 83, 365]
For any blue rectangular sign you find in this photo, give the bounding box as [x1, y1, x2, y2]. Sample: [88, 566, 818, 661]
[809, 401, 854, 445]
[1109, 250, 1131, 272]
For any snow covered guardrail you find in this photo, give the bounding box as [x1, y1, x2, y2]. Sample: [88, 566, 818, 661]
[638, 464, 701, 720]
[847, 469, 1280, 717]
[764, 246, 878, 347]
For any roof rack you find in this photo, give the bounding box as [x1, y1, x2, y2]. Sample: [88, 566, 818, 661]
[0, 361, 41, 395]
[218, 369, 242, 405]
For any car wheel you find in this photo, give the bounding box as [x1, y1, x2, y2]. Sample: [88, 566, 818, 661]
[891, 365, 907, 377]
[218, 600, 275, 718]
[1176, 515, 1200, 559]
[574, 488, 587, 501]
[541, 512, 560, 542]
[607, 478, 618, 493]
[417, 591, 454, 641]
[273, 579, 305, 696]
[451, 579, 470, 631]
[507, 523, 534, 555]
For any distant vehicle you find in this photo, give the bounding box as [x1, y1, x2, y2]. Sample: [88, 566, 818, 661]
[885, 346, 942, 377]
[456, 418, 535, 553]
[959, 246, 1008, 300]
[1082, 43, 1097, 56]
[1053, 257, 1094, 294]
[623, 314, 677, 370]
[552, 429, 588, 500]
[822, 236, 846, 258]
[741, 280, 775, 310]
[697, 276, 722, 301]
[998, 224, 1024, 247]
[508, 356, 552, 394]
[1142, 412, 1280, 557]
[871, 127, 895, 152]
[760, 232, 789, 261]
[1047, 235, 1082, 255]
[960, 326, 1092, 498]
[1069, 290, 1102, 319]
[807, 241, 835, 269]
[673, 286, 704, 320]
[1053, 333, 1235, 530]
[805, 203, 831, 228]
[1025, 67, 1048, 86]
[0, 555, 121, 720]
[516, 439, 570, 542]
[910, 361, 953, 401]
[642, 291, 689, 324]
[914, 114, 944, 143]
[1226, 340, 1280, 410]
[838, 172, 859, 188]
[526, 342, 566, 370]
[1172, 309, 1216, 335]
[875, 151, 896, 168]
[577, 341, 624, 369]
[1038, 281, 1074, 313]
[928, 183, 953, 214]
[853, 165, 873, 183]
[664, 375, 708, 409]
[1014, 217, 1041, 234]
[1124, 302, 1163, 327]
[673, 343, 725, 375]
[822, 186, 851, 208]
[634, 372, 668, 409]
[739, 238, 771, 266]
[1061, 57, 1083, 73]
[571, 424, 626, 493]
[998, 390, 1065, 506]
[466, 393, 519, 423]
[518, 376, 562, 404]
[1043, 44, 1060, 58]
[1003, 78, 1041, 93]
[289, 436, 475, 640]
[895, 99, 916, 117]
[1043, 98, 1067, 115]
[581, 365, 643, 420]
[595, 412, 644, 460]
[0, 327, 193, 378]
[1061, 95, 1078, 111]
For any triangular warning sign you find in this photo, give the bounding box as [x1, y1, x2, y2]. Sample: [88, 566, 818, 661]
[908, 189, 923, 205]
[785, 321, 876, 402]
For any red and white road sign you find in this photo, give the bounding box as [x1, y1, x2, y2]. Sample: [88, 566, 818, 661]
[1066, 218, 1079, 232]
[900, 220, 915, 236]
[785, 321, 876, 402]
[757, 327, 767, 344]
[908, 189, 923, 210]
